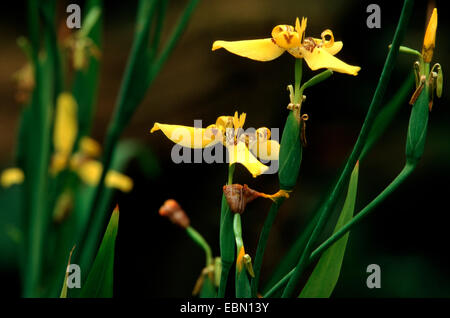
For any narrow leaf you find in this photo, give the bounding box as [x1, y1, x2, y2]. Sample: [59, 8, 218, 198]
[60, 245, 76, 298]
[80, 206, 119, 297]
[299, 162, 359, 298]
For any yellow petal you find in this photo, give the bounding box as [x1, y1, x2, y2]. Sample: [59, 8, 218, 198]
[236, 246, 245, 272]
[105, 171, 134, 193]
[0, 168, 24, 188]
[311, 38, 343, 55]
[422, 8, 437, 63]
[212, 38, 285, 61]
[50, 152, 69, 175]
[300, 46, 360, 75]
[271, 25, 301, 49]
[216, 116, 234, 131]
[76, 160, 133, 192]
[151, 123, 218, 149]
[54, 93, 78, 157]
[77, 160, 102, 186]
[295, 17, 307, 43]
[228, 141, 269, 177]
[79, 137, 102, 158]
[249, 139, 280, 161]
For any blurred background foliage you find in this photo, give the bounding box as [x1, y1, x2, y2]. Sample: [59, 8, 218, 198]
[0, 0, 449, 297]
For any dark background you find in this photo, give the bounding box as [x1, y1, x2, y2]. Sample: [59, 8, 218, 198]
[0, 0, 449, 297]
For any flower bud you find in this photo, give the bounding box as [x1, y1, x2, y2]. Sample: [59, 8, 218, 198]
[159, 199, 190, 229]
[278, 111, 302, 190]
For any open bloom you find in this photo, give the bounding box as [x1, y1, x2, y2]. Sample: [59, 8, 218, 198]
[151, 112, 280, 177]
[212, 17, 360, 76]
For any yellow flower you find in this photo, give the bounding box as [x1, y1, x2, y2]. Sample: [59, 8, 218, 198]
[0, 168, 25, 188]
[422, 8, 437, 63]
[151, 112, 280, 177]
[51, 92, 78, 175]
[212, 17, 360, 76]
[75, 160, 134, 193]
[79, 136, 102, 158]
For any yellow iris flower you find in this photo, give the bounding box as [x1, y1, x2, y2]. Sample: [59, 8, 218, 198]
[212, 17, 360, 76]
[48, 92, 133, 192]
[151, 112, 280, 177]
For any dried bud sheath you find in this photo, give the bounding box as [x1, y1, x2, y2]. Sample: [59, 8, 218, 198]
[223, 184, 263, 214]
[159, 199, 190, 228]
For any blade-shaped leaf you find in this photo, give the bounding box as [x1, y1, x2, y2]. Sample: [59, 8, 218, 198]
[299, 162, 359, 298]
[80, 206, 119, 297]
[60, 245, 76, 298]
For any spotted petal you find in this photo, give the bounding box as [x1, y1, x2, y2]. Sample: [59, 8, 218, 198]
[312, 38, 343, 55]
[212, 38, 285, 62]
[249, 139, 280, 161]
[228, 141, 269, 177]
[300, 46, 360, 76]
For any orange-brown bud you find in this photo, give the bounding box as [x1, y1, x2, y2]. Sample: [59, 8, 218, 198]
[159, 199, 190, 229]
[223, 184, 263, 214]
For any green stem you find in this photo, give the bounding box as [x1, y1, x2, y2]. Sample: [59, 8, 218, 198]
[233, 214, 243, 252]
[150, 0, 200, 81]
[186, 226, 213, 267]
[310, 163, 416, 262]
[217, 164, 236, 297]
[228, 163, 235, 185]
[293, 58, 303, 104]
[268, 162, 416, 297]
[251, 199, 285, 297]
[251, 59, 303, 296]
[282, 0, 414, 298]
[264, 268, 293, 298]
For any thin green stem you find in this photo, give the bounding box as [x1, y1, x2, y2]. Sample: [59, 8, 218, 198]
[233, 214, 243, 252]
[251, 199, 285, 297]
[263, 268, 293, 298]
[228, 164, 235, 185]
[267, 162, 416, 297]
[150, 0, 200, 81]
[293, 58, 303, 104]
[310, 163, 416, 262]
[282, 0, 414, 297]
[251, 59, 303, 296]
[218, 164, 236, 297]
[186, 226, 213, 267]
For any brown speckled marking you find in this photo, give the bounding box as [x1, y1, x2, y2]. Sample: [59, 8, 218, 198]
[283, 33, 294, 44]
[302, 37, 316, 53]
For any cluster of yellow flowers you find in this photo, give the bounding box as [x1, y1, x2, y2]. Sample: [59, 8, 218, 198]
[151, 17, 361, 177]
[1, 93, 133, 193]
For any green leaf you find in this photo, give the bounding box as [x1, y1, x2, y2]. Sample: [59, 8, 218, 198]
[59, 245, 76, 298]
[218, 193, 235, 297]
[199, 276, 217, 298]
[72, 0, 103, 138]
[299, 162, 359, 298]
[78, 140, 159, 273]
[236, 270, 251, 298]
[80, 206, 119, 298]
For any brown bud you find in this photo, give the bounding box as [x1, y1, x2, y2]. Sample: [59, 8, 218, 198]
[222, 184, 263, 214]
[159, 199, 190, 228]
